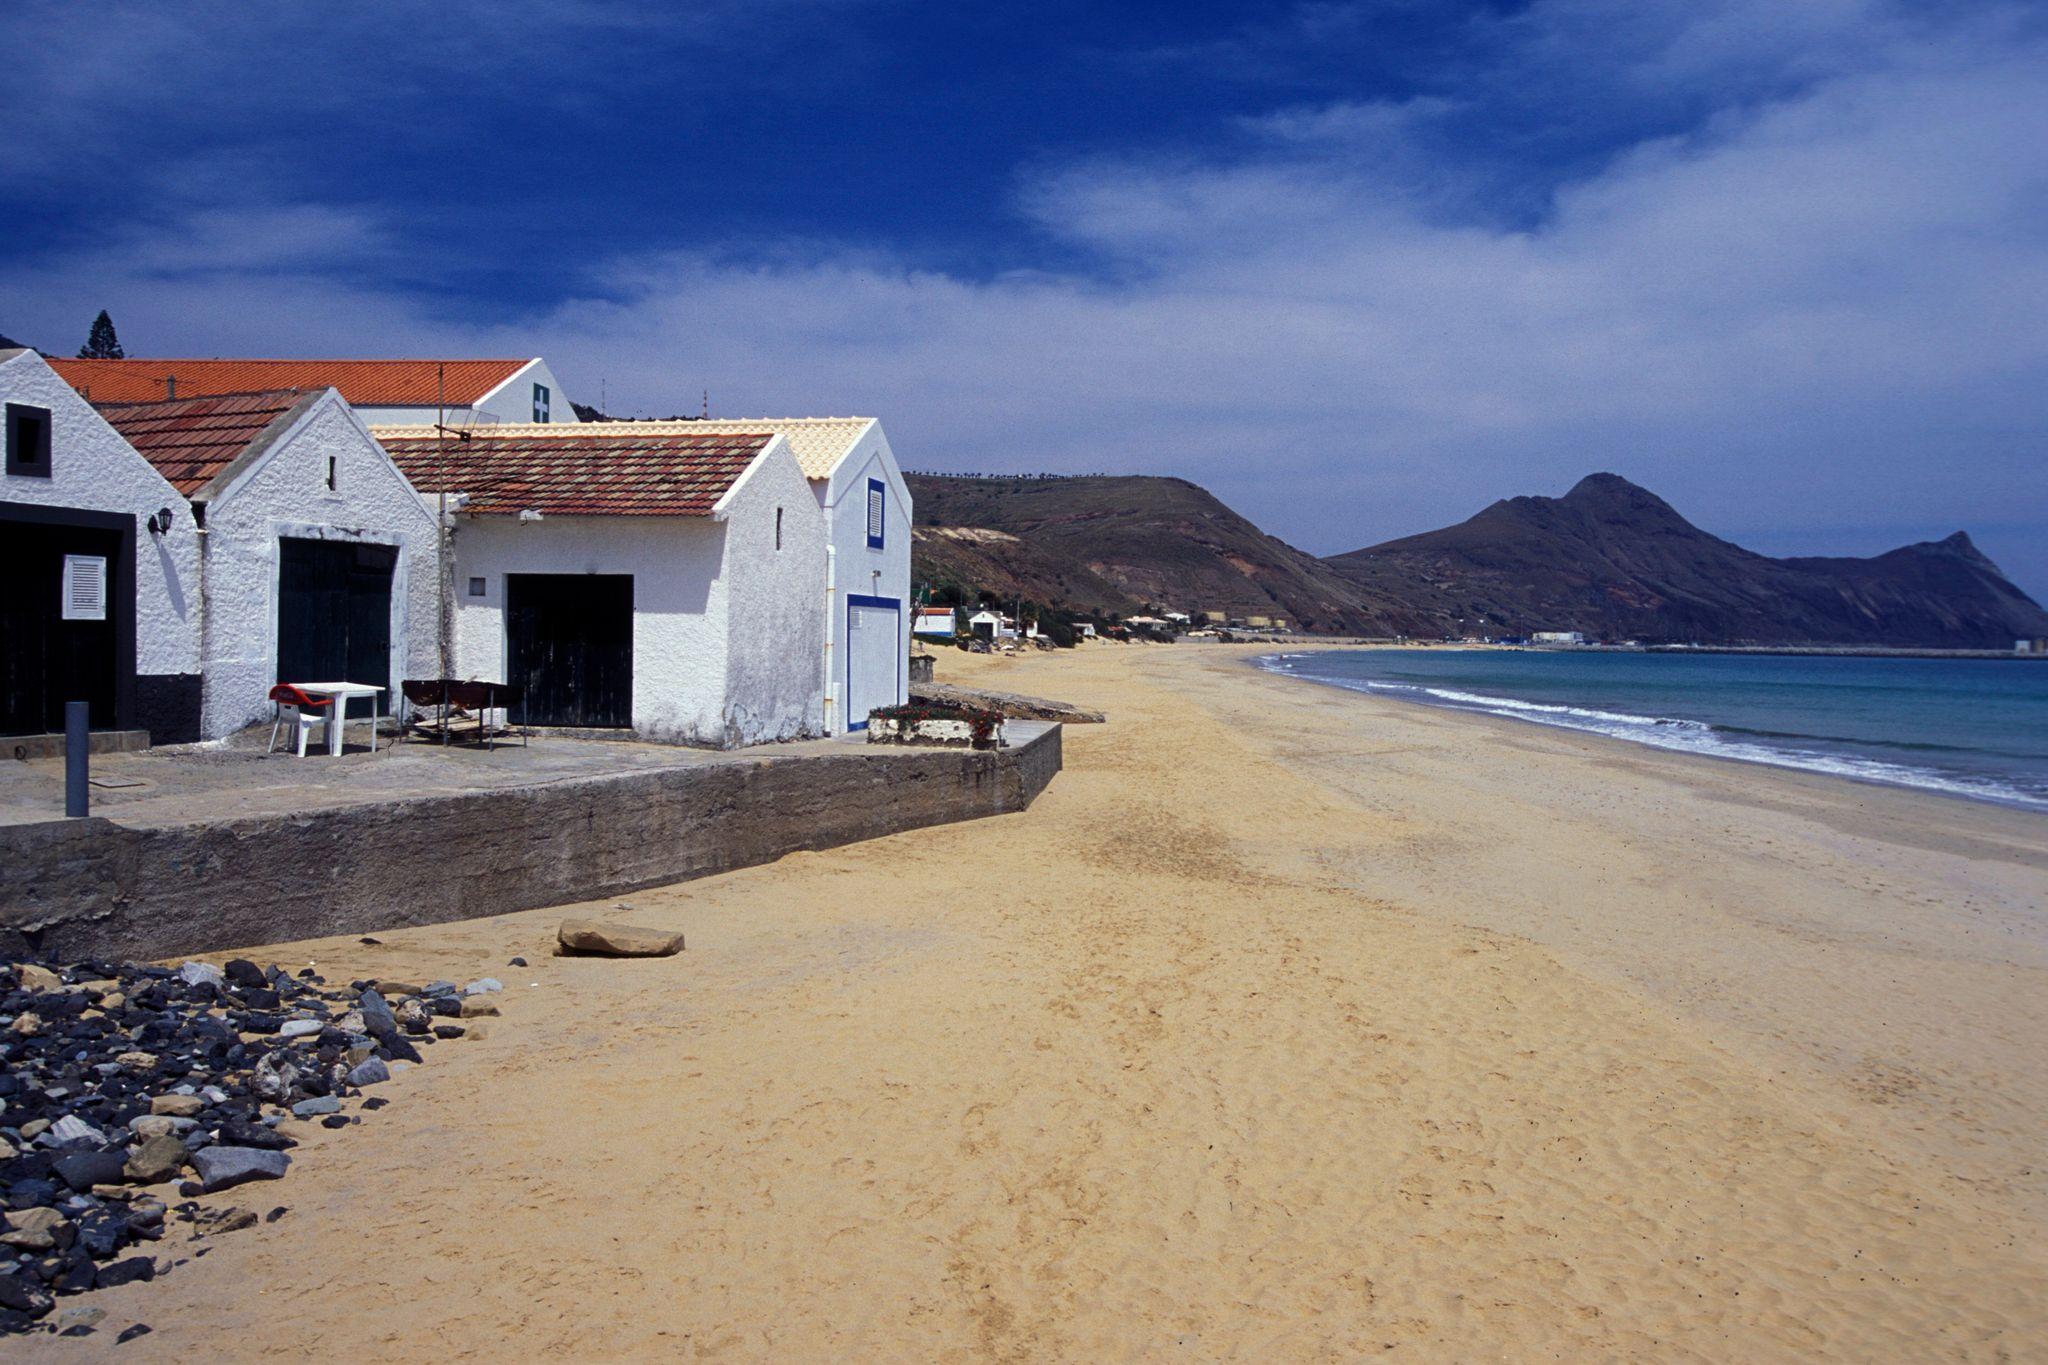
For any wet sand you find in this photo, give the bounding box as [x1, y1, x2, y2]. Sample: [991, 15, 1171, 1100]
[38, 643, 2048, 1360]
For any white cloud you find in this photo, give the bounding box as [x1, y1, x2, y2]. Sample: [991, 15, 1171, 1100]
[4, 0, 2045, 592]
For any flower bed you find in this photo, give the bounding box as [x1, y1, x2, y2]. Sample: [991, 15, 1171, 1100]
[865, 702, 1004, 749]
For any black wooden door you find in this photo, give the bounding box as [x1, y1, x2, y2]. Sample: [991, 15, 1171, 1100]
[276, 538, 395, 690]
[0, 520, 121, 735]
[506, 574, 633, 727]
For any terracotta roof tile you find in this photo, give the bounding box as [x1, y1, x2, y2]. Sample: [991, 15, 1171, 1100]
[378, 429, 770, 517]
[423, 416, 874, 479]
[51, 358, 531, 407]
[96, 390, 312, 496]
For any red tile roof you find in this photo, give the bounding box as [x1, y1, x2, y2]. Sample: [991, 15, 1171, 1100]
[96, 390, 314, 496]
[50, 358, 530, 407]
[378, 429, 771, 516]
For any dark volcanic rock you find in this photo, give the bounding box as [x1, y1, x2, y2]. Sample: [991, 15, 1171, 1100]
[53, 1151, 127, 1194]
[188, 1147, 289, 1193]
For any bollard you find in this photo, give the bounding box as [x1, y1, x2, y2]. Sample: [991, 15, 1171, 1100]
[65, 700, 89, 818]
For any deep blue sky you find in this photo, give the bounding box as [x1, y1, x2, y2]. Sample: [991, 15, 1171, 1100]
[4, 0, 2045, 596]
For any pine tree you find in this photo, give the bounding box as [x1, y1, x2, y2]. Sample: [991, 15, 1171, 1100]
[77, 310, 124, 360]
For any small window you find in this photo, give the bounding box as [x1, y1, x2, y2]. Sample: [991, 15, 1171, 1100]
[62, 555, 107, 621]
[325, 454, 338, 491]
[775, 507, 783, 551]
[6, 402, 52, 477]
[532, 383, 550, 423]
[468, 576, 487, 598]
[866, 478, 885, 549]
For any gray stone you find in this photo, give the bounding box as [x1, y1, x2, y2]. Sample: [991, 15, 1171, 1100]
[189, 1146, 290, 1193]
[555, 920, 686, 958]
[358, 990, 397, 1039]
[290, 1096, 342, 1119]
[277, 1018, 323, 1040]
[176, 961, 225, 988]
[347, 1056, 391, 1086]
[150, 1093, 204, 1117]
[122, 1134, 189, 1185]
[55, 1149, 127, 1192]
[50, 1115, 106, 1146]
[462, 977, 503, 996]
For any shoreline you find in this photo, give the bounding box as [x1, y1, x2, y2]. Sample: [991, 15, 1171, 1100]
[1248, 642, 2048, 815]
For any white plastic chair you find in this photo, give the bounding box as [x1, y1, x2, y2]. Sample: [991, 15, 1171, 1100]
[267, 684, 334, 757]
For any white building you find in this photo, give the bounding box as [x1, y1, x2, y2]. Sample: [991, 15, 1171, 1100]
[538, 417, 912, 732]
[52, 357, 580, 428]
[913, 606, 958, 637]
[2, 349, 203, 741]
[376, 425, 825, 747]
[98, 388, 439, 739]
[1532, 631, 1588, 646]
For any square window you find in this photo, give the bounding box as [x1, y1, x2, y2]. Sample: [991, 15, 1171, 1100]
[6, 402, 53, 477]
[468, 576, 487, 598]
[532, 383, 551, 423]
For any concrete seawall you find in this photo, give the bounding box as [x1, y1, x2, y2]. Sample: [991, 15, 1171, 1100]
[1, 726, 1061, 961]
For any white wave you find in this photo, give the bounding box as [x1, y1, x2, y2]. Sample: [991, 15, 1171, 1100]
[1282, 666, 2048, 811]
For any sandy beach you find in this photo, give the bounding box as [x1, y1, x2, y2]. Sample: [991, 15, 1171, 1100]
[36, 642, 2048, 1361]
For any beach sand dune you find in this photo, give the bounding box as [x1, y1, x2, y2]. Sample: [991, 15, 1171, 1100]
[37, 645, 2047, 1360]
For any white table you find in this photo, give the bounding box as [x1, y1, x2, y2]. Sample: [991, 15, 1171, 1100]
[291, 682, 383, 756]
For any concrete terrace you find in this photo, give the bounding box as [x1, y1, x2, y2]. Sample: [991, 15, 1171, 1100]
[0, 724, 1055, 830]
[0, 723, 1062, 961]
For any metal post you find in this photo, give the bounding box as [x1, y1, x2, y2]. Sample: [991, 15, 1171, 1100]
[64, 701, 89, 818]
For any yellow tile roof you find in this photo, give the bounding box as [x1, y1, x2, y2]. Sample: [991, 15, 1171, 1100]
[370, 416, 874, 480]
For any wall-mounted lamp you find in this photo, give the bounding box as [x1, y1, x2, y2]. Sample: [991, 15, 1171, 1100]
[146, 507, 175, 536]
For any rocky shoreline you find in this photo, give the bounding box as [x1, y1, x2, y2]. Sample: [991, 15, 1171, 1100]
[1, 954, 508, 1340]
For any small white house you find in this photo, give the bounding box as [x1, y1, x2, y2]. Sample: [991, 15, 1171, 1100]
[376, 424, 825, 747]
[2, 349, 202, 741]
[534, 417, 912, 732]
[913, 606, 958, 637]
[1532, 631, 1587, 646]
[98, 388, 440, 739]
[53, 357, 580, 428]
[1071, 620, 1097, 639]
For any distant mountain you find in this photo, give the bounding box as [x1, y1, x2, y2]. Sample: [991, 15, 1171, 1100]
[906, 474, 1388, 631]
[1327, 473, 2048, 647]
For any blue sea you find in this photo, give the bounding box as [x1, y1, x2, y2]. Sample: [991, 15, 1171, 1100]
[1259, 649, 2048, 811]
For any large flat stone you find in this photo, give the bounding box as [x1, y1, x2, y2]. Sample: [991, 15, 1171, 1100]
[556, 920, 687, 958]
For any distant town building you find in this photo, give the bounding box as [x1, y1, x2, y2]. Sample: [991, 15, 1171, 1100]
[2018, 638, 2048, 654]
[913, 606, 958, 637]
[1532, 631, 1587, 645]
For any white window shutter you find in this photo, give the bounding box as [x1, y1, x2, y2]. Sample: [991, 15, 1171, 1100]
[62, 555, 107, 621]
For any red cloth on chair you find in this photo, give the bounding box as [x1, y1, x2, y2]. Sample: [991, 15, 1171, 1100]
[268, 684, 334, 710]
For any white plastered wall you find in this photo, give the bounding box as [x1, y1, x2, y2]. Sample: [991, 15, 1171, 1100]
[449, 515, 732, 743]
[196, 392, 439, 738]
[819, 422, 913, 731]
[719, 439, 828, 745]
[444, 441, 826, 748]
[0, 349, 201, 681]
